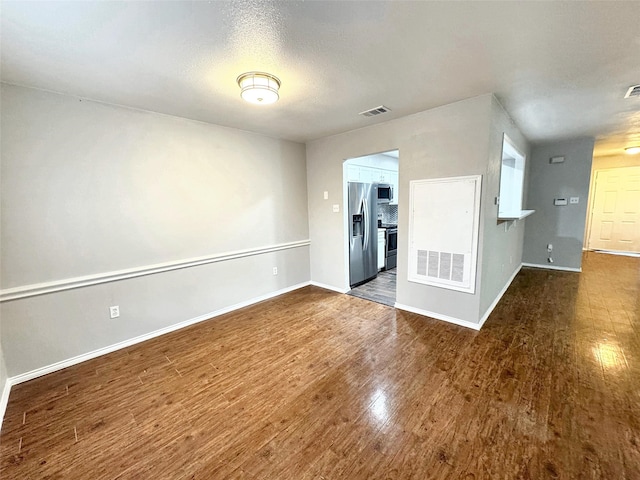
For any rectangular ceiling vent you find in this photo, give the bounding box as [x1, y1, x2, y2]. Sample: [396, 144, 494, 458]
[624, 85, 640, 98]
[359, 105, 391, 117]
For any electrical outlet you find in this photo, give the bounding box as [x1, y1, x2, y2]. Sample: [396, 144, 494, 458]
[569, 197, 579, 204]
[272, 267, 278, 275]
[547, 244, 553, 252]
[332, 204, 340, 213]
[109, 306, 120, 319]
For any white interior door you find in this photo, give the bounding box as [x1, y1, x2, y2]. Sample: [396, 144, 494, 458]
[588, 166, 640, 253]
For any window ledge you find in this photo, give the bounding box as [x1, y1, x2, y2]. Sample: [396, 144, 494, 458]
[498, 209, 535, 220]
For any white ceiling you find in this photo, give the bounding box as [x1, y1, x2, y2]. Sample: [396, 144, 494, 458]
[2, 1, 639, 157]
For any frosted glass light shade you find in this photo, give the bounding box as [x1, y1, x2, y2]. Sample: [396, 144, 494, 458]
[237, 72, 280, 105]
[625, 146, 640, 155]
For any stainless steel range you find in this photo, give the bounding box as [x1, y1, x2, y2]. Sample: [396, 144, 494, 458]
[380, 224, 397, 270]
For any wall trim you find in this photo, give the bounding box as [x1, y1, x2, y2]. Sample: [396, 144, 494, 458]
[8, 281, 311, 386]
[394, 303, 481, 331]
[0, 240, 311, 303]
[522, 262, 582, 273]
[478, 264, 522, 328]
[0, 379, 10, 431]
[309, 281, 349, 294]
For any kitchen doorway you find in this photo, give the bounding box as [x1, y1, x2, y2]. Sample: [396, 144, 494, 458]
[344, 149, 399, 307]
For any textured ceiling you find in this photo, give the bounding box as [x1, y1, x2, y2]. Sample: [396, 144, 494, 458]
[1, 1, 639, 156]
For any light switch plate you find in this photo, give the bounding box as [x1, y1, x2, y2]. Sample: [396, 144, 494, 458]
[323, 191, 329, 200]
[554, 198, 568, 206]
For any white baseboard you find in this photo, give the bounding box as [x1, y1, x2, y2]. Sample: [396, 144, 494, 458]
[309, 281, 349, 294]
[591, 249, 640, 258]
[478, 264, 522, 327]
[0, 378, 11, 431]
[394, 303, 481, 331]
[8, 281, 311, 386]
[522, 262, 581, 273]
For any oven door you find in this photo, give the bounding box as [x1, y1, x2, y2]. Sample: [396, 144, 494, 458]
[385, 228, 397, 256]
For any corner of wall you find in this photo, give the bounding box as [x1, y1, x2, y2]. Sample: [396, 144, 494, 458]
[0, 343, 10, 430]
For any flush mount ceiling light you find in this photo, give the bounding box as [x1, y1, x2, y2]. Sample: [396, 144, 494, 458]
[236, 72, 281, 105]
[625, 146, 640, 155]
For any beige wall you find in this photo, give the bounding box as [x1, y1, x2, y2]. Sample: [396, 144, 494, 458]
[306, 94, 529, 326]
[0, 84, 310, 377]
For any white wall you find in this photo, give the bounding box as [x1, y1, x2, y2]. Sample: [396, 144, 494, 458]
[523, 138, 595, 270]
[306, 94, 529, 326]
[0, 84, 310, 377]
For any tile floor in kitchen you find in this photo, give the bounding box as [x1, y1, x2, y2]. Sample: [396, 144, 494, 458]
[347, 268, 396, 307]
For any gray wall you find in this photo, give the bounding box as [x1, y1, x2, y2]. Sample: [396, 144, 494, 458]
[523, 138, 595, 270]
[0, 342, 7, 391]
[307, 94, 529, 326]
[478, 97, 531, 317]
[0, 84, 310, 377]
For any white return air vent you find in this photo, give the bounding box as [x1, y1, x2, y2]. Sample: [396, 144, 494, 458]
[359, 105, 391, 117]
[624, 85, 640, 98]
[417, 250, 465, 283]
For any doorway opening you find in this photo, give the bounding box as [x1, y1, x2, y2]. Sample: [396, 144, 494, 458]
[344, 149, 399, 307]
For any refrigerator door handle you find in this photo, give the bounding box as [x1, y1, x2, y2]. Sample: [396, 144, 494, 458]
[363, 198, 369, 251]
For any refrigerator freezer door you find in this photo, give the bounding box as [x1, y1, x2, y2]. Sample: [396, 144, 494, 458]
[348, 182, 378, 287]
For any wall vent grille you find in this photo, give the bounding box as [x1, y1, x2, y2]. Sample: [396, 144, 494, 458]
[359, 105, 391, 117]
[624, 85, 640, 98]
[417, 250, 465, 283]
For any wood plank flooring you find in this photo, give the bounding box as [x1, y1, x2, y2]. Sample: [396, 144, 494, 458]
[1, 251, 639, 479]
[348, 269, 397, 307]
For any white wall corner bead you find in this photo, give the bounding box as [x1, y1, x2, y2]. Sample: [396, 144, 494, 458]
[407, 175, 482, 294]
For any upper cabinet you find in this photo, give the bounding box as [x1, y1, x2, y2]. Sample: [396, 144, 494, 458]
[389, 172, 399, 204]
[498, 134, 534, 220]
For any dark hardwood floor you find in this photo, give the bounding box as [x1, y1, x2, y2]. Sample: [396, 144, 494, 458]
[1, 251, 638, 479]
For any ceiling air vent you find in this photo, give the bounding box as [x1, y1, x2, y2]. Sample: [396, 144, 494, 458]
[624, 85, 640, 98]
[359, 105, 391, 117]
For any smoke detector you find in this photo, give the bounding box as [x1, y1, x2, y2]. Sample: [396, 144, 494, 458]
[359, 105, 391, 117]
[624, 85, 640, 98]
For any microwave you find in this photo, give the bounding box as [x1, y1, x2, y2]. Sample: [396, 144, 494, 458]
[377, 184, 393, 203]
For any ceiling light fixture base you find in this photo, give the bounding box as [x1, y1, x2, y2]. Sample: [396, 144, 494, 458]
[237, 72, 281, 105]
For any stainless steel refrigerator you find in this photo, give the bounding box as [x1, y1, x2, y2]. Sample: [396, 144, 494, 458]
[348, 182, 378, 287]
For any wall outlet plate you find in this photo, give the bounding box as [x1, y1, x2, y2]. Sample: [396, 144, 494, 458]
[569, 197, 579, 204]
[109, 306, 120, 318]
[332, 204, 340, 213]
